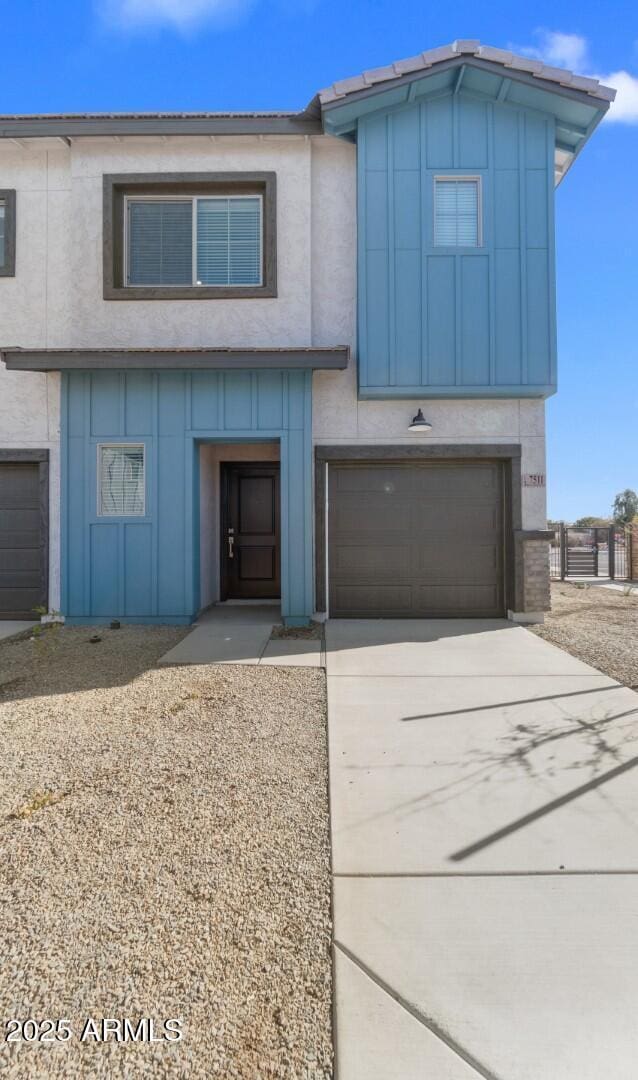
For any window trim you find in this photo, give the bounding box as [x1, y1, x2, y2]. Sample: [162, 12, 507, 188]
[433, 175, 482, 249]
[97, 442, 146, 518]
[103, 172, 276, 300]
[123, 192, 264, 289]
[0, 189, 16, 277]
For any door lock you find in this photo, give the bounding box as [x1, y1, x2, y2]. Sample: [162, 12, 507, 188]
[227, 528, 235, 559]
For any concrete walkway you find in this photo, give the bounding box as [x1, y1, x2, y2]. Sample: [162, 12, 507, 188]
[158, 604, 323, 667]
[326, 618, 638, 1079]
[0, 620, 36, 642]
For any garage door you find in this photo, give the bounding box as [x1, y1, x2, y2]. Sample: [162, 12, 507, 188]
[0, 462, 47, 618]
[328, 461, 505, 618]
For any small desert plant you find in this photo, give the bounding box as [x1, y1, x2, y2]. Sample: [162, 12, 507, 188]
[12, 790, 66, 819]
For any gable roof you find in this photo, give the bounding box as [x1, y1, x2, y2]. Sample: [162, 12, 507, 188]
[0, 40, 615, 181]
[317, 40, 616, 106]
[315, 41, 616, 184]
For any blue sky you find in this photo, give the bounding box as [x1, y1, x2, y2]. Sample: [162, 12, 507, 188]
[2, 0, 637, 521]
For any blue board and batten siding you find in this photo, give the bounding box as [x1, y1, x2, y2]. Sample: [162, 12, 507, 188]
[357, 94, 557, 398]
[62, 369, 313, 624]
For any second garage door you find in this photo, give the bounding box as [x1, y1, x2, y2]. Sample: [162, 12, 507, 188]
[0, 461, 47, 619]
[328, 461, 506, 618]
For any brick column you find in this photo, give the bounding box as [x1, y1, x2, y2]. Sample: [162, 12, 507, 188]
[510, 529, 554, 624]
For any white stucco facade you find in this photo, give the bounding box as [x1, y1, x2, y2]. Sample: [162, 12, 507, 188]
[0, 131, 547, 614]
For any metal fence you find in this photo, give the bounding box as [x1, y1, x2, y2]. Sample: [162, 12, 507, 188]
[550, 525, 630, 581]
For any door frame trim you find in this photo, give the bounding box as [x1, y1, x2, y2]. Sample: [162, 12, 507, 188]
[219, 460, 281, 601]
[314, 443, 522, 616]
[0, 448, 49, 618]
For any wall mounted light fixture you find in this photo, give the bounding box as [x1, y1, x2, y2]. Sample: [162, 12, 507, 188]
[408, 408, 432, 433]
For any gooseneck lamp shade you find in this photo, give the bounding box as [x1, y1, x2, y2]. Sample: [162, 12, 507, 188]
[408, 408, 432, 433]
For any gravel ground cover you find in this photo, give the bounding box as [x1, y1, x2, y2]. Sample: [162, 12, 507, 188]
[0, 625, 331, 1079]
[532, 581, 638, 688]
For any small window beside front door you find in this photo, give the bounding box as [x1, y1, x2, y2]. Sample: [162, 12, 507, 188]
[98, 444, 145, 516]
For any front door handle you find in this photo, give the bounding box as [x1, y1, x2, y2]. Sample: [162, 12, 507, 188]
[227, 529, 235, 558]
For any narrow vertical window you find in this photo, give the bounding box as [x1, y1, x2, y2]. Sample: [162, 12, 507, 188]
[98, 445, 145, 516]
[0, 190, 16, 276]
[434, 178, 481, 247]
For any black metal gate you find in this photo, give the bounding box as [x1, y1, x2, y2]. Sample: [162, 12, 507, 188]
[550, 525, 629, 580]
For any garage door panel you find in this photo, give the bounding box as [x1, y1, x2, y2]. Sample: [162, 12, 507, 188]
[0, 508, 40, 531]
[332, 503, 411, 534]
[411, 464, 498, 494]
[333, 585, 413, 615]
[0, 548, 42, 572]
[328, 461, 505, 618]
[333, 544, 411, 576]
[0, 461, 47, 618]
[413, 503, 500, 533]
[0, 530, 40, 548]
[414, 543, 499, 578]
[0, 587, 43, 613]
[0, 465, 39, 503]
[415, 584, 500, 613]
[334, 467, 414, 495]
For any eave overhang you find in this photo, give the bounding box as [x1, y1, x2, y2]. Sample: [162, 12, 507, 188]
[1, 347, 349, 372]
[0, 112, 322, 140]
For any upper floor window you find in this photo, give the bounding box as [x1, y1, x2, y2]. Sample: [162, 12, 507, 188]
[0, 190, 16, 277]
[103, 172, 276, 300]
[433, 177, 481, 247]
[126, 195, 262, 288]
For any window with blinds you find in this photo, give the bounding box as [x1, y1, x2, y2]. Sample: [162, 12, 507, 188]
[126, 195, 262, 287]
[433, 178, 481, 247]
[98, 445, 145, 516]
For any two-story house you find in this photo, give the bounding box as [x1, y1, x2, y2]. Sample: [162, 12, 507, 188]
[0, 41, 613, 626]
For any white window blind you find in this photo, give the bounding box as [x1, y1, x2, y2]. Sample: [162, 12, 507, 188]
[0, 202, 5, 266]
[434, 178, 480, 247]
[126, 195, 262, 287]
[197, 197, 261, 285]
[99, 445, 145, 516]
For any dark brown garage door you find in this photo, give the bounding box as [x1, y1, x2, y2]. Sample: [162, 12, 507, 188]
[328, 461, 505, 618]
[0, 462, 47, 618]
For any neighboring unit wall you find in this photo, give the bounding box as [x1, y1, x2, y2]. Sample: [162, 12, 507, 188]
[0, 134, 356, 615]
[0, 366, 61, 610]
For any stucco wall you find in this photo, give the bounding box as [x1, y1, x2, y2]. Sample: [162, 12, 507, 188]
[0, 132, 547, 616]
[313, 360, 547, 530]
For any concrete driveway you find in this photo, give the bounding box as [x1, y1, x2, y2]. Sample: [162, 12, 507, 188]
[326, 619, 638, 1079]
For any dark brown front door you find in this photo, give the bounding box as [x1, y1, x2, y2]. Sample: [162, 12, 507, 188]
[221, 463, 280, 600]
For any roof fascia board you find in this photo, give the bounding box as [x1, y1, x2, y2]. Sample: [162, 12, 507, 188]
[555, 106, 608, 185]
[321, 55, 610, 119]
[1, 348, 349, 372]
[0, 115, 322, 139]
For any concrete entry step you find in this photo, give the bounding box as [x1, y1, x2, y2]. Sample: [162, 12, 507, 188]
[158, 605, 324, 667]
